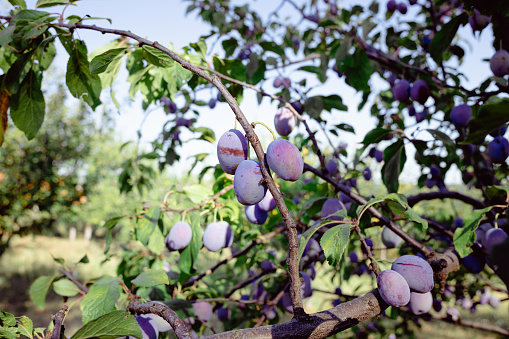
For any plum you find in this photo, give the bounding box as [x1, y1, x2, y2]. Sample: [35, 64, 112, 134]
[408, 105, 416, 117]
[302, 237, 322, 258]
[480, 292, 490, 305]
[369, 147, 384, 162]
[461, 298, 473, 310]
[397, 2, 407, 14]
[193, 302, 213, 322]
[377, 269, 411, 307]
[489, 50, 509, 77]
[134, 315, 159, 339]
[410, 80, 430, 104]
[461, 243, 485, 273]
[238, 294, 250, 310]
[387, 73, 397, 86]
[217, 93, 223, 102]
[274, 107, 297, 137]
[321, 198, 345, 220]
[362, 167, 372, 181]
[469, 9, 491, 32]
[290, 101, 303, 114]
[482, 228, 508, 256]
[266, 139, 303, 181]
[261, 260, 276, 271]
[273, 77, 283, 88]
[208, 98, 217, 109]
[330, 3, 338, 15]
[217, 306, 231, 321]
[349, 251, 359, 263]
[301, 271, 313, 298]
[335, 287, 342, 295]
[487, 136, 509, 163]
[258, 190, 277, 212]
[282, 77, 292, 89]
[245, 204, 268, 224]
[217, 129, 249, 175]
[432, 299, 442, 312]
[263, 305, 277, 319]
[233, 160, 267, 205]
[489, 296, 500, 309]
[408, 291, 432, 315]
[391, 255, 434, 293]
[381, 227, 403, 248]
[332, 299, 341, 307]
[202, 221, 233, 252]
[392, 80, 411, 102]
[489, 124, 508, 137]
[362, 238, 374, 255]
[415, 110, 427, 123]
[141, 313, 172, 333]
[326, 159, 338, 175]
[175, 117, 191, 128]
[450, 104, 472, 127]
[160, 96, 177, 114]
[278, 291, 293, 313]
[430, 164, 440, 178]
[165, 221, 193, 251]
[453, 217, 463, 229]
[446, 307, 460, 321]
[387, 0, 397, 12]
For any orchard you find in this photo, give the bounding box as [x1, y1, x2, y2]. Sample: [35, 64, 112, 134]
[1, 0, 509, 338]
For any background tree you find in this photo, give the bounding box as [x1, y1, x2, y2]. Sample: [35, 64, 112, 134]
[0, 0, 508, 339]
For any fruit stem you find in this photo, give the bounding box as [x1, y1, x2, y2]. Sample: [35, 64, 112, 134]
[251, 121, 276, 141]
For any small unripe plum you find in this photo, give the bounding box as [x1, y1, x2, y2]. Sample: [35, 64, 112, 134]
[489, 124, 508, 137]
[387, 0, 397, 12]
[274, 107, 297, 136]
[282, 77, 292, 89]
[320, 198, 345, 220]
[362, 167, 372, 181]
[193, 302, 213, 322]
[165, 221, 192, 251]
[326, 159, 338, 174]
[377, 270, 411, 307]
[446, 307, 460, 321]
[487, 136, 509, 163]
[208, 98, 217, 109]
[273, 77, 283, 88]
[381, 227, 403, 248]
[410, 80, 430, 104]
[450, 104, 472, 127]
[349, 251, 359, 263]
[134, 315, 159, 339]
[469, 9, 491, 32]
[266, 139, 303, 181]
[482, 228, 508, 256]
[408, 291, 432, 315]
[392, 80, 411, 102]
[217, 129, 249, 175]
[397, 2, 407, 14]
[245, 204, 268, 224]
[233, 160, 267, 205]
[202, 221, 233, 252]
[391, 255, 434, 293]
[490, 50, 509, 77]
[258, 190, 277, 212]
[217, 306, 231, 321]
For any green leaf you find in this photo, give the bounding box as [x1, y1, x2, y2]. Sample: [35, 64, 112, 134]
[259, 41, 285, 56]
[28, 275, 55, 310]
[461, 98, 509, 144]
[4, 50, 34, 95]
[361, 128, 392, 145]
[135, 206, 160, 246]
[36, 0, 70, 8]
[66, 39, 102, 109]
[183, 184, 212, 204]
[342, 47, 374, 92]
[142, 46, 174, 67]
[245, 53, 266, 85]
[0, 326, 17, 339]
[147, 220, 165, 255]
[453, 207, 493, 257]
[335, 123, 355, 134]
[320, 223, 351, 267]
[429, 12, 468, 63]
[16, 316, 33, 338]
[131, 269, 169, 288]
[179, 217, 202, 274]
[53, 279, 80, 297]
[222, 37, 238, 58]
[381, 139, 406, 193]
[89, 48, 127, 75]
[299, 65, 327, 83]
[304, 96, 324, 119]
[190, 39, 207, 61]
[80, 276, 120, 324]
[0, 312, 16, 327]
[71, 310, 142, 339]
[322, 95, 348, 112]
[0, 25, 15, 48]
[8, 0, 26, 8]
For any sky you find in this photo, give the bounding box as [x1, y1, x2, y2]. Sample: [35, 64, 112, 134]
[2, 0, 498, 185]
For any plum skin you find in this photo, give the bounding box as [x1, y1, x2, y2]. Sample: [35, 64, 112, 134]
[202, 221, 233, 252]
[165, 221, 192, 251]
[217, 129, 249, 175]
[274, 107, 297, 137]
[392, 80, 411, 102]
[258, 190, 277, 211]
[488, 136, 509, 163]
[381, 227, 403, 248]
[266, 139, 304, 181]
[410, 80, 430, 104]
[134, 315, 159, 339]
[193, 302, 213, 322]
[489, 50, 509, 77]
[391, 255, 434, 293]
[245, 204, 268, 224]
[450, 104, 472, 127]
[408, 291, 432, 315]
[377, 269, 411, 307]
[233, 160, 267, 205]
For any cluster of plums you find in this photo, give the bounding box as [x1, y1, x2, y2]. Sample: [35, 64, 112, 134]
[377, 255, 435, 315]
[164, 220, 233, 253]
[273, 77, 292, 89]
[386, 0, 408, 15]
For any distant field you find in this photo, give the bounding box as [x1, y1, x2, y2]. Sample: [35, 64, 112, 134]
[0, 235, 507, 338]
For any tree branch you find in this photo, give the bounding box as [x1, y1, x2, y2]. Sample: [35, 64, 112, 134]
[48, 305, 68, 339]
[407, 191, 485, 209]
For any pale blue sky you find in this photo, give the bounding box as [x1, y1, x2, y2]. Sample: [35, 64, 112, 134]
[3, 1, 498, 184]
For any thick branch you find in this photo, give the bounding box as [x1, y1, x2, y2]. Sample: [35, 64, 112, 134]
[430, 312, 509, 336]
[407, 191, 485, 209]
[127, 299, 191, 339]
[48, 305, 68, 339]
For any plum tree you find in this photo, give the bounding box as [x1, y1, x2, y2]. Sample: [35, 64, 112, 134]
[202, 221, 233, 252]
[217, 129, 249, 175]
[266, 139, 304, 181]
[408, 292, 432, 315]
[376, 270, 411, 307]
[489, 50, 509, 77]
[391, 255, 434, 293]
[274, 107, 297, 137]
[165, 221, 193, 251]
[233, 160, 267, 205]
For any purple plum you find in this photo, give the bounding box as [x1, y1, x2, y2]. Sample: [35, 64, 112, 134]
[469, 9, 491, 32]
[387, 0, 397, 12]
[135, 315, 159, 339]
[217, 306, 231, 321]
[217, 129, 249, 175]
[233, 160, 267, 205]
[258, 190, 277, 212]
[377, 270, 411, 307]
[274, 107, 297, 136]
[450, 104, 472, 127]
[408, 291, 432, 315]
[392, 80, 411, 102]
[397, 2, 407, 14]
[245, 204, 268, 224]
[266, 139, 304, 181]
[326, 159, 338, 175]
[490, 50, 509, 77]
[487, 136, 509, 163]
[410, 80, 430, 104]
[391, 255, 434, 293]
[193, 302, 213, 322]
[382, 227, 403, 248]
[202, 221, 233, 252]
[362, 167, 372, 181]
[165, 221, 193, 251]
